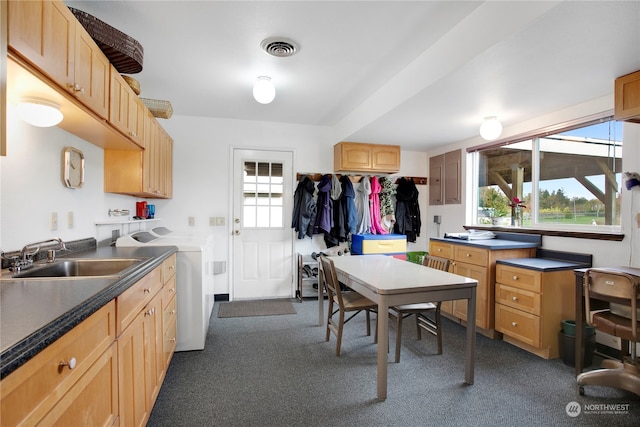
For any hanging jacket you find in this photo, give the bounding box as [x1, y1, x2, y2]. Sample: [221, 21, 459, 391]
[394, 177, 421, 242]
[355, 176, 371, 234]
[379, 176, 396, 233]
[291, 176, 317, 239]
[314, 174, 333, 235]
[369, 176, 388, 234]
[340, 175, 358, 236]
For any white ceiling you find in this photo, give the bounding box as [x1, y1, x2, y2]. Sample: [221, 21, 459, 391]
[65, 0, 640, 151]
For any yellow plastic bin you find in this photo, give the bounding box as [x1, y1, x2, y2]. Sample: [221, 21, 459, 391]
[406, 251, 427, 264]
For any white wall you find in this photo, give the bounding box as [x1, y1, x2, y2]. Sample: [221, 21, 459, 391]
[0, 107, 136, 250]
[3, 93, 636, 297]
[0, 109, 427, 295]
[157, 115, 428, 294]
[424, 95, 640, 268]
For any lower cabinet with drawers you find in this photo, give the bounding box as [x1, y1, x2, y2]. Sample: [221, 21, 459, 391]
[429, 239, 536, 337]
[495, 262, 575, 359]
[0, 254, 177, 427]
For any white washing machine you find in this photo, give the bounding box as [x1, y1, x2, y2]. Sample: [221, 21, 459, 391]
[116, 231, 215, 352]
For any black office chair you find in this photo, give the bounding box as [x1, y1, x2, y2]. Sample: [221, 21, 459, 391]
[577, 268, 640, 396]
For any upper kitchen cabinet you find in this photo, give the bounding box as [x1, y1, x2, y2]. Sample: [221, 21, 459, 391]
[110, 67, 145, 148]
[614, 70, 640, 123]
[8, 0, 109, 120]
[334, 142, 400, 173]
[429, 149, 461, 205]
[104, 111, 173, 199]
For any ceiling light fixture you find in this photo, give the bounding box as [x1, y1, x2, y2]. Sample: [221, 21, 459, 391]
[16, 98, 64, 127]
[253, 76, 276, 104]
[479, 116, 502, 141]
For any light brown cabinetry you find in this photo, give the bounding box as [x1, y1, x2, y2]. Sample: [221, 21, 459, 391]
[495, 264, 575, 359]
[614, 69, 640, 123]
[104, 111, 174, 198]
[0, 300, 117, 427]
[8, 0, 110, 119]
[429, 149, 461, 205]
[334, 142, 400, 173]
[428, 240, 535, 336]
[0, 257, 177, 426]
[117, 265, 162, 427]
[110, 66, 145, 147]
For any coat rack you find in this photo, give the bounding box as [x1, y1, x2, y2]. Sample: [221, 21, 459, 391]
[296, 173, 427, 185]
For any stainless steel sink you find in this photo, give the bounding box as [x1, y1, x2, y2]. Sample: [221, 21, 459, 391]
[10, 258, 143, 279]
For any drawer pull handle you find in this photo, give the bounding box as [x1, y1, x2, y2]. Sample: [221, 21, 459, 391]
[512, 275, 518, 280]
[512, 296, 518, 301]
[437, 248, 442, 252]
[59, 357, 77, 371]
[465, 253, 471, 257]
[144, 287, 152, 293]
[511, 322, 517, 327]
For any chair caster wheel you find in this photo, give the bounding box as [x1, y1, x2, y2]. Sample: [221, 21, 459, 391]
[578, 385, 585, 396]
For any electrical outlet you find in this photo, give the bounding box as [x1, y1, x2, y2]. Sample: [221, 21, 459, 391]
[209, 217, 215, 226]
[51, 212, 58, 231]
[188, 216, 195, 227]
[67, 211, 74, 229]
[215, 217, 225, 226]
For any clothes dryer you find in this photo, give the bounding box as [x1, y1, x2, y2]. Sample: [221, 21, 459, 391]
[116, 231, 215, 352]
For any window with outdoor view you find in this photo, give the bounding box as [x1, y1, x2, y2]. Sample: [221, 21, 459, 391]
[243, 161, 283, 228]
[474, 118, 623, 229]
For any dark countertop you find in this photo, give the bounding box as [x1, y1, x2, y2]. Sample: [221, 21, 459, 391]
[430, 237, 540, 250]
[0, 245, 178, 379]
[496, 258, 589, 272]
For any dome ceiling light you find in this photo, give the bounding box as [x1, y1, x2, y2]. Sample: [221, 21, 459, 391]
[16, 98, 64, 127]
[479, 116, 503, 141]
[253, 76, 276, 104]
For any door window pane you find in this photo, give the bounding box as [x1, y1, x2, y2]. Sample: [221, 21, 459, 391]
[242, 161, 285, 228]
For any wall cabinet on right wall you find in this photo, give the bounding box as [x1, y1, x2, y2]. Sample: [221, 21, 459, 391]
[429, 149, 461, 205]
[614, 69, 640, 123]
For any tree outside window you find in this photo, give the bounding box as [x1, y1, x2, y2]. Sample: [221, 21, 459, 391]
[474, 118, 622, 229]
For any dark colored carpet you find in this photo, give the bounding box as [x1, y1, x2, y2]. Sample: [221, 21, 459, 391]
[150, 299, 639, 426]
[217, 299, 297, 318]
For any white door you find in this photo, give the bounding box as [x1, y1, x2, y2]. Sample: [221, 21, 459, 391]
[232, 149, 294, 300]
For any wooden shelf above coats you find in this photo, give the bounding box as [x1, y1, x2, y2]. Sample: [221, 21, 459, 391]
[296, 173, 427, 185]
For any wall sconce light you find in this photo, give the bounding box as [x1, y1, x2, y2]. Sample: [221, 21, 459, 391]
[16, 98, 64, 127]
[253, 76, 276, 104]
[479, 116, 502, 141]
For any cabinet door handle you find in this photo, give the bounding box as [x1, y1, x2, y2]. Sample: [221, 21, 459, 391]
[144, 287, 152, 293]
[59, 357, 77, 371]
[511, 322, 517, 327]
[169, 265, 175, 271]
[512, 296, 518, 301]
[145, 307, 155, 316]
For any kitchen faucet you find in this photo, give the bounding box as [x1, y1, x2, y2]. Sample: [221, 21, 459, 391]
[2, 238, 66, 271]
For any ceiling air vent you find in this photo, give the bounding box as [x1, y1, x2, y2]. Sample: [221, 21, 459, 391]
[260, 37, 299, 57]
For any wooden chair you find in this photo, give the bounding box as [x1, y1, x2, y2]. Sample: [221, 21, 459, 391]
[577, 268, 640, 396]
[320, 256, 377, 356]
[389, 255, 450, 362]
